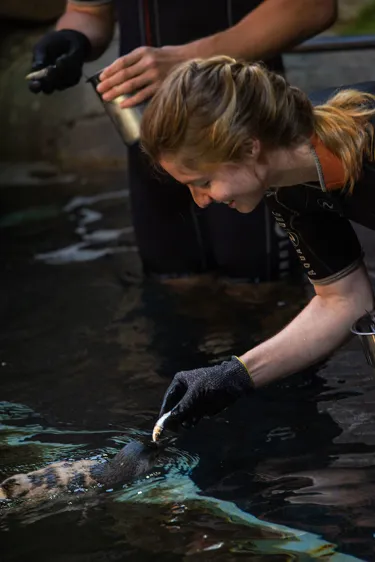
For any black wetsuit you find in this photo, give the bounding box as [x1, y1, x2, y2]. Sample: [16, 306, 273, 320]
[266, 81, 375, 286]
[73, 0, 294, 280]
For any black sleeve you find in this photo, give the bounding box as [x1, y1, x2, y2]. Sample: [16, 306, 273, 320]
[265, 185, 363, 285]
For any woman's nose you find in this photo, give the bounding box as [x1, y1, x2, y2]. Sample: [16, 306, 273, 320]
[189, 187, 213, 208]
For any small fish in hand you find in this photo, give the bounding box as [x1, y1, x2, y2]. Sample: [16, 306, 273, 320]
[25, 68, 50, 81]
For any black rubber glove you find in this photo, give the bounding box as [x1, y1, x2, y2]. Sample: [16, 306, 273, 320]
[159, 356, 254, 430]
[29, 29, 92, 94]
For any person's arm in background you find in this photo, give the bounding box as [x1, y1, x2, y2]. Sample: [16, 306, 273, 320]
[29, 1, 115, 94]
[55, 1, 115, 59]
[98, 0, 337, 107]
[184, 0, 337, 63]
[157, 265, 374, 431]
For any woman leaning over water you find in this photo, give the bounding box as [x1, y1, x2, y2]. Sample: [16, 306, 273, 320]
[141, 56, 375, 431]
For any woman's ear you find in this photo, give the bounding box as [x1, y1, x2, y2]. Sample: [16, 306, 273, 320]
[250, 138, 261, 160]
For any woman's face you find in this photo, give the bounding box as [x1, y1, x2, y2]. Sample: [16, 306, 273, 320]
[159, 154, 269, 214]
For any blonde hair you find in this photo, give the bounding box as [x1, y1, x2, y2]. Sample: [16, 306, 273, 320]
[141, 56, 375, 192]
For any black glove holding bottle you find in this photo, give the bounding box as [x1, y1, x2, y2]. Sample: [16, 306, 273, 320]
[29, 29, 92, 94]
[159, 356, 254, 431]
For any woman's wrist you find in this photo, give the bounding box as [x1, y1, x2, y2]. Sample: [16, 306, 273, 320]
[232, 355, 255, 388]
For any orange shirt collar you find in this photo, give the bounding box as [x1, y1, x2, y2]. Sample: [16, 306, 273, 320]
[310, 134, 346, 191]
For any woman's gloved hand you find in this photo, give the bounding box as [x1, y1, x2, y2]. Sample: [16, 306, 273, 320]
[28, 30, 92, 94]
[159, 356, 254, 431]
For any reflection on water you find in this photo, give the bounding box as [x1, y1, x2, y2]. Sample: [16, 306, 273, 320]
[1, 172, 375, 560]
[34, 189, 136, 264]
[0, 401, 119, 479]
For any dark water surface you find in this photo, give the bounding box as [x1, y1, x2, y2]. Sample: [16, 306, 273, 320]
[1, 169, 375, 561]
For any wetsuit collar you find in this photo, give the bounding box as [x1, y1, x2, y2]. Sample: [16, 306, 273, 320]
[310, 134, 346, 191]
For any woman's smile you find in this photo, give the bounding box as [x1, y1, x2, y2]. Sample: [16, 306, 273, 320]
[159, 158, 267, 213]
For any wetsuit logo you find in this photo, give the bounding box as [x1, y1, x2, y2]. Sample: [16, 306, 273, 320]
[317, 199, 334, 211]
[288, 232, 299, 247]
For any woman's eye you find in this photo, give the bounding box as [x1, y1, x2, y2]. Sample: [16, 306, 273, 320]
[187, 180, 211, 189]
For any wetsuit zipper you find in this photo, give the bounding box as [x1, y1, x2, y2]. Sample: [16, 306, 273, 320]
[309, 142, 327, 192]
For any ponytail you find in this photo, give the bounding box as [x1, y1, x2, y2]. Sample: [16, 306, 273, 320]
[314, 90, 375, 192]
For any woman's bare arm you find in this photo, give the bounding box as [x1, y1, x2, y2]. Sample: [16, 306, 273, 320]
[240, 265, 374, 387]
